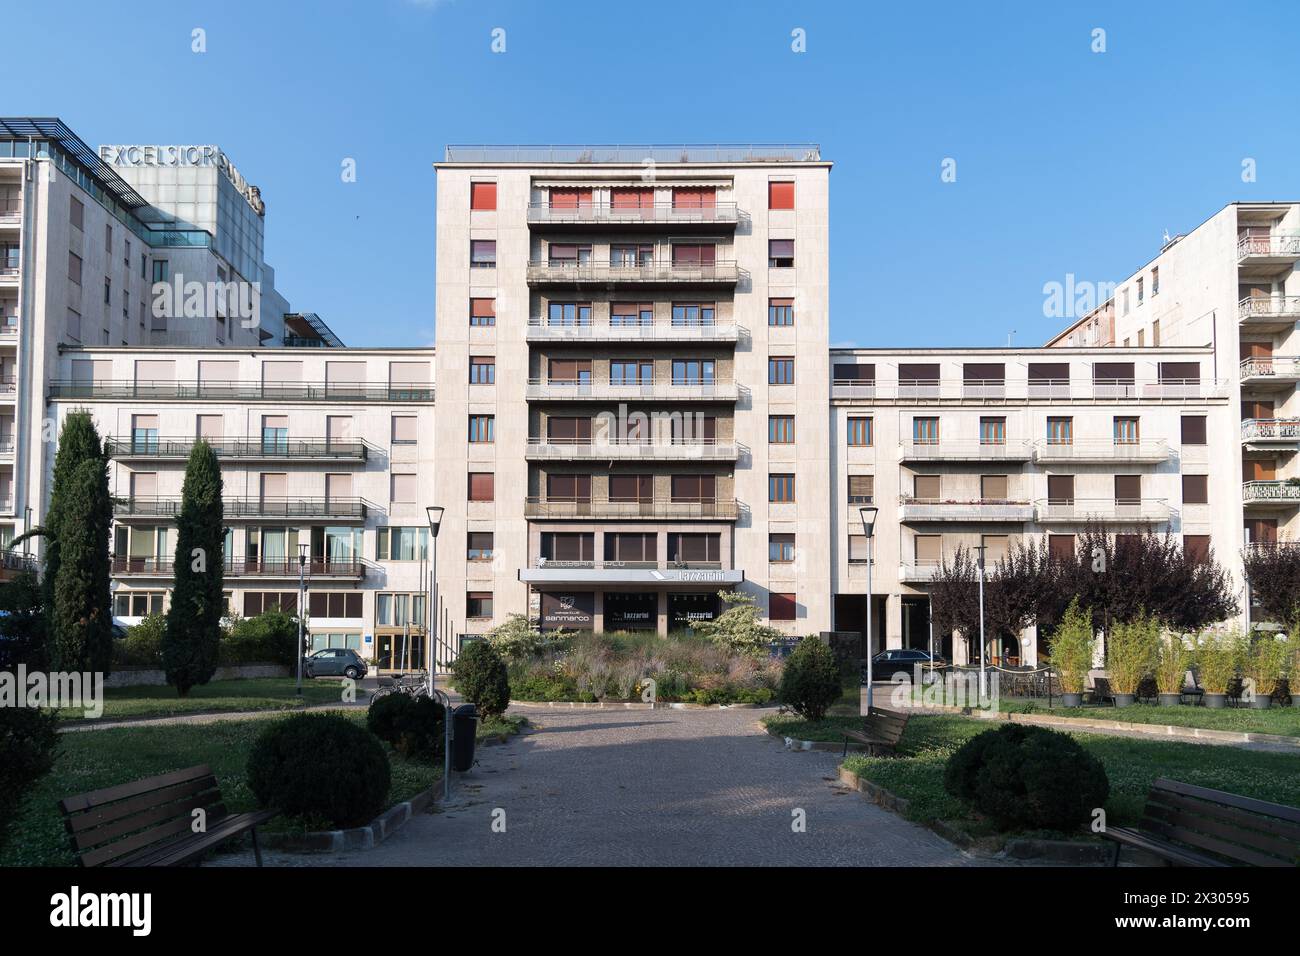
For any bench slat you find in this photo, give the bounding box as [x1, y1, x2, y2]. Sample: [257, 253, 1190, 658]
[79, 812, 213, 868]
[59, 765, 213, 814]
[1145, 794, 1300, 854]
[1103, 827, 1230, 867]
[71, 794, 226, 853]
[1152, 778, 1300, 826]
[1141, 815, 1295, 867]
[65, 776, 221, 835]
[113, 810, 277, 868]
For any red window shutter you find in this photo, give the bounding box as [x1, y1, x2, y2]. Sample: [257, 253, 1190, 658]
[549, 188, 592, 209]
[768, 181, 795, 209]
[672, 187, 716, 209]
[469, 298, 495, 318]
[769, 593, 797, 622]
[611, 188, 653, 209]
[470, 182, 497, 210]
[468, 472, 494, 501]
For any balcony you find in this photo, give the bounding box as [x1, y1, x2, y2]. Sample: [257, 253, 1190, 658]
[1241, 419, 1300, 445]
[898, 498, 1035, 522]
[1035, 499, 1171, 524]
[526, 202, 739, 230]
[899, 561, 941, 583]
[525, 379, 740, 402]
[114, 497, 367, 520]
[526, 317, 741, 344]
[1239, 296, 1300, 331]
[1240, 357, 1300, 388]
[0, 321, 17, 341]
[0, 208, 19, 228]
[0, 265, 17, 283]
[524, 497, 739, 521]
[900, 440, 1032, 462]
[1032, 439, 1170, 464]
[0, 377, 15, 400]
[106, 437, 368, 462]
[1237, 233, 1300, 268]
[525, 438, 740, 461]
[830, 378, 1227, 403]
[525, 260, 740, 287]
[1242, 481, 1300, 507]
[0, 549, 35, 581]
[111, 557, 366, 578]
[518, 560, 744, 586]
[48, 380, 434, 403]
[445, 144, 821, 163]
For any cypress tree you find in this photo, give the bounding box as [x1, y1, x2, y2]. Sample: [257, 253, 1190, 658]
[43, 412, 106, 629]
[50, 457, 114, 673]
[163, 441, 225, 696]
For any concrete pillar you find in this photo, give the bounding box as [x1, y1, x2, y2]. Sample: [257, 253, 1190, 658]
[593, 590, 605, 634]
[657, 590, 668, 636]
[1021, 624, 1038, 666]
[885, 593, 904, 650]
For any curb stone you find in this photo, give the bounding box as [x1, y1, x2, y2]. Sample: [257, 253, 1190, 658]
[260, 785, 439, 853]
[509, 699, 775, 711]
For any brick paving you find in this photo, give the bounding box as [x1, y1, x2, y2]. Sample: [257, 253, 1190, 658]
[213, 705, 999, 867]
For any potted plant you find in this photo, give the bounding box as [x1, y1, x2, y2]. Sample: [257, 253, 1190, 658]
[1106, 613, 1158, 706]
[1244, 634, 1287, 710]
[1047, 598, 1094, 708]
[1193, 628, 1243, 709]
[1154, 633, 1191, 706]
[1286, 612, 1300, 708]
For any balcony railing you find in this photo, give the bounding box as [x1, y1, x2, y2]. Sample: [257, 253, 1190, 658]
[111, 557, 366, 577]
[114, 497, 367, 519]
[1240, 357, 1300, 381]
[1237, 233, 1300, 261]
[830, 378, 1225, 402]
[0, 377, 15, 395]
[444, 144, 821, 163]
[526, 202, 740, 226]
[106, 437, 368, 461]
[1032, 439, 1170, 463]
[1034, 499, 1171, 523]
[899, 561, 942, 582]
[1241, 419, 1300, 442]
[524, 497, 739, 520]
[525, 438, 740, 461]
[525, 317, 742, 342]
[49, 380, 434, 402]
[1239, 296, 1300, 324]
[0, 266, 17, 279]
[900, 440, 1032, 462]
[0, 208, 20, 225]
[525, 260, 740, 285]
[0, 550, 35, 574]
[525, 379, 740, 401]
[519, 558, 744, 585]
[1242, 481, 1300, 505]
[898, 498, 1035, 522]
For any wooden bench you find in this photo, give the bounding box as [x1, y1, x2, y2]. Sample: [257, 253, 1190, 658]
[1104, 777, 1300, 867]
[841, 708, 909, 757]
[59, 764, 279, 867]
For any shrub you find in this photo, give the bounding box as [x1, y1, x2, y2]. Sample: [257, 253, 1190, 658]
[1245, 634, 1288, 699]
[689, 590, 785, 656]
[1047, 598, 1094, 694]
[483, 613, 569, 664]
[943, 724, 1109, 832]
[778, 636, 841, 721]
[1155, 632, 1192, 694]
[247, 713, 390, 828]
[0, 708, 59, 855]
[1194, 628, 1245, 695]
[113, 614, 167, 667]
[223, 609, 299, 666]
[1105, 612, 1159, 695]
[367, 693, 445, 759]
[452, 640, 510, 717]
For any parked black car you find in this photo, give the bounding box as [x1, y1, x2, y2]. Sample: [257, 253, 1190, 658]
[864, 649, 946, 683]
[304, 648, 368, 680]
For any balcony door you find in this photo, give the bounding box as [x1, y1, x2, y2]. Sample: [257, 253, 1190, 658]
[1047, 474, 1074, 505]
[1114, 475, 1141, 506]
[262, 415, 288, 454]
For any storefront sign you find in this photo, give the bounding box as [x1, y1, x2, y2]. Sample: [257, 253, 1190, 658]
[541, 592, 594, 630]
[98, 144, 266, 216]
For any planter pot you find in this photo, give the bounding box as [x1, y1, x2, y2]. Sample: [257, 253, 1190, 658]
[1113, 693, 1136, 707]
[1060, 692, 1083, 708]
[1158, 693, 1182, 707]
[1203, 693, 1227, 709]
[1251, 696, 1273, 710]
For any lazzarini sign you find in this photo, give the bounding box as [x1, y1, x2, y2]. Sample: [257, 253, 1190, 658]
[98, 144, 265, 216]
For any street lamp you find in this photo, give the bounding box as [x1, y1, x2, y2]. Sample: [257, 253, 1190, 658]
[976, 543, 987, 700]
[424, 506, 444, 695]
[296, 542, 309, 697]
[859, 505, 878, 714]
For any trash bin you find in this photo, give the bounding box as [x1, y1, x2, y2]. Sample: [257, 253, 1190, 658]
[451, 703, 478, 772]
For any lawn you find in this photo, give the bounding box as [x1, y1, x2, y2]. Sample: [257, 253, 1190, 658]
[57, 677, 348, 722]
[1000, 699, 1300, 737]
[1, 709, 439, 868]
[839, 715, 1300, 844]
[762, 713, 863, 742]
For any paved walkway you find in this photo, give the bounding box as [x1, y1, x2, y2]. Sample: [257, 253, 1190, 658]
[213, 705, 996, 867]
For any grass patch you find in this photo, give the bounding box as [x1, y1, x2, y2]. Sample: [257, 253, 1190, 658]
[1, 709, 439, 867]
[761, 713, 862, 742]
[477, 713, 528, 742]
[1000, 700, 1300, 737]
[841, 715, 1300, 844]
[58, 678, 346, 722]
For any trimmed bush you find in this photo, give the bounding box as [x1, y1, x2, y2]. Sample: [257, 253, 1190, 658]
[778, 636, 841, 721]
[943, 724, 1109, 832]
[222, 609, 299, 666]
[367, 692, 445, 759]
[247, 713, 390, 828]
[452, 640, 510, 717]
[0, 708, 60, 855]
[114, 614, 166, 667]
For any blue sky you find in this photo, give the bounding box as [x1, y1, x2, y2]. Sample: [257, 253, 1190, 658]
[7, 0, 1300, 347]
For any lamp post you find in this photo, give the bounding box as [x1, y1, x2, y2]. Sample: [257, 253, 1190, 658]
[859, 505, 878, 713]
[425, 506, 444, 695]
[976, 543, 987, 700]
[296, 542, 309, 697]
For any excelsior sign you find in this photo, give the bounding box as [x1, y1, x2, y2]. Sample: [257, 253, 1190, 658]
[98, 144, 265, 216]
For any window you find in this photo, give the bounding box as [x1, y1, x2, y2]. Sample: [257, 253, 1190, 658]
[470, 356, 496, 384]
[468, 415, 495, 443]
[848, 475, 874, 504]
[768, 181, 795, 209]
[70, 196, 84, 230]
[769, 593, 796, 622]
[152, 259, 169, 283]
[1183, 475, 1209, 505]
[376, 527, 428, 561]
[243, 591, 297, 617]
[769, 533, 796, 563]
[768, 239, 794, 267]
[391, 473, 417, 503]
[124, 238, 131, 267]
[1046, 417, 1073, 444]
[68, 251, 82, 285]
[613, 302, 655, 327]
[469, 298, 496, 326]
[1114, 416, 1140, 444]
[913, 417, 939, 444]
[847, 417, 872, 446]
[549, 188, 592, 209]
[467, 532, 494, 561]
[1048, 535, 1076, 560]
[769, 415, 795, 444]
[914, 475, 941, 500]
[391, 415, 418, 445]
[980, 475, 1008, 502]
[606, 532, 656, 563]
[1152, 267, 1160, 296]
[308, 591, 363, 619]
[1115, 474, 1142, 504]
[1151, 319, 1160, 346]
[468, 472, 495, 502]
[466, 592, 493, 619]
[670, 303, 714, 327]
[768, 297, 794, 326]
[548, 474, 591, 501]
[1184, 535, 1210, 564]
[667, 532, 720, 563]
[105, 223, 113, 252]
[609, 359, 652, 385]
[769, 357, 794, 384]
[980, 417, 1006, 445]
[611, 244, 653, 266]
[550, 243, 591, 265]
[670, 474, 715, 502]
[769, 473, 796, 503]
[114, 591, 165, 617]
[673, 359, 714, 385]
[672, 187, 715, 209]
[376, 593, 426, 626]
[470, 182, 497, 210]
[103, 277, 111, 305]
[66, 308, 81, 343]
[1181, 416, 1207, 445]
[547, 302, 591, 327]
[470, 240, 496, 268]
[1137, 277, 1144, 303]
[848, 535, 871, 564]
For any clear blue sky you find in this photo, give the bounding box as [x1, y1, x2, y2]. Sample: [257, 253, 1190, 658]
[7, 0, 1300, 347]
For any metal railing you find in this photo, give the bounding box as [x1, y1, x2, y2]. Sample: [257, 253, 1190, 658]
[1032, 439, 1170, 462]
[527, 202, 740, 225]
[49, 380, 434, 402]
[525, 317, 741, 341]
[1237, 233, 1300, 259]
[445, 144, 821, 163]
[831, 378, 1223, 401]
[1241, 418, 1300, 441]
[1242, 481, 1300, 504]
[114, 496, 367, 519]
[112, 556, 366, 577]
[526, 260, 740, 284]
[525, 438, 740, 460]
[106, 437, 368, 461]
[528, 559, 724, 571]
[524, 497, 739, 520]
[900, 440, 1031, 461]
[1240, 357, 1300, 380]
[1239, 295, 1300, 323]
[525, 379, 740, 401]
[899, 561, 942, 582]
[1034, 499, 1171, 522]
[898, 498, 1035, 522]
[0, 550, 35, 573]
